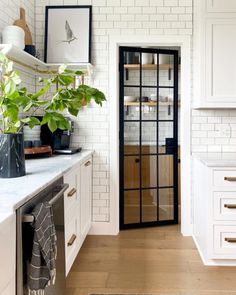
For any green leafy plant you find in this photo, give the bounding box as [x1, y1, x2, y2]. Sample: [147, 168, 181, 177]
[0, 53, 106, 133]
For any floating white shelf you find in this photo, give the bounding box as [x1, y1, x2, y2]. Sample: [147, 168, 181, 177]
[0, 44, 93, 74]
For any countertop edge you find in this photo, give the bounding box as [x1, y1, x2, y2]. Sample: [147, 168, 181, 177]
[0, 150, 93, 224]
[192, 153, 236, 167]
[13, 150, 93, 210]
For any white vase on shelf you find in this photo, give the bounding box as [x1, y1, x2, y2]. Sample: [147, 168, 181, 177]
[2, 25, 25, 50]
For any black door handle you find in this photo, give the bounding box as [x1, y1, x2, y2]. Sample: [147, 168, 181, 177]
[165, 138, 177, 154]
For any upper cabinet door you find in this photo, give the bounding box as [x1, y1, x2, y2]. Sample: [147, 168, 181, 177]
[207, 0, 236, 13]
[205, 19, 236, 103]
[193, 0, 236, 108]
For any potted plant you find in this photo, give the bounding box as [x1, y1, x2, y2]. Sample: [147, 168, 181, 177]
[0, 53, 106, 178]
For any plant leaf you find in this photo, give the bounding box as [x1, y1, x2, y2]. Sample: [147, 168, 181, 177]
[28, 117, 41, 129]
[4, 79, 16, 95]
[48, 119, 57, 132]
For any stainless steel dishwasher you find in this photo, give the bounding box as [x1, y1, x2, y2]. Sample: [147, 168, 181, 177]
[16, 177, 69, 295]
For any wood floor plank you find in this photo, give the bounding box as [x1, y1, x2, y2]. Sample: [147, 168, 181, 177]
[66, 225, 236, 294]
[66, 272, 109, 288]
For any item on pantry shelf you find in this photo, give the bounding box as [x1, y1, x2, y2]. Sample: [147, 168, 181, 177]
[141, 53, 153, 64]
[124, 95, 136, 102]
[154, 54, 174, 65]
[160, 96, 168, 102]
[13, 7, 33, 45]
[137, 96, 149, 102]
[150, 94, 157, 101]
[2, 25, 25, 49]
[125, 52, 136, 64]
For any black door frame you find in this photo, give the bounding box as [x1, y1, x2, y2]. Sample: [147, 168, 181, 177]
[119, 46, 179, 230]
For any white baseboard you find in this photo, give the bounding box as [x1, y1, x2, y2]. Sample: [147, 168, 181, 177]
[89, 221, 119, 235]
[192, 235, 236, 266]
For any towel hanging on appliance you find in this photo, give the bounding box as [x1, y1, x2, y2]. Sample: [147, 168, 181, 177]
[27, 202, 57, 295]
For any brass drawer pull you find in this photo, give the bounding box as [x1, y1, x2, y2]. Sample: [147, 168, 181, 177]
[224, 177, 236, 181]
[225, 237, 236, 243]
[67, 188, 76, 197]
[67, 234, 76, 246]
[85, 160, 91, 166]
[224, 204, 236, 209]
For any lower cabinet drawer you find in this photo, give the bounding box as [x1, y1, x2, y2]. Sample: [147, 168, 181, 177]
[213, 170, 236, 187]
[65, 206, 80, 276]
[214, 192, 236, 221]
[64, 169, 78, 213]
[213, 225, 236, 258]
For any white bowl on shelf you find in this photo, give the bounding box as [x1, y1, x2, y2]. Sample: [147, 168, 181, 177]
[124, 96, 136, 102]
[150, 94, 157, 101]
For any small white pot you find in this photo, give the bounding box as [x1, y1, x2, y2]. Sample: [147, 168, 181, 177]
[2, 25, 25, 49]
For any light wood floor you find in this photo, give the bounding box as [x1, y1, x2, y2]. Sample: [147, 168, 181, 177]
[66, 225, 236, 295]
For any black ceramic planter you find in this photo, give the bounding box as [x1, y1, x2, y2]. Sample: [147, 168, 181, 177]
[0, 133, 26, 178]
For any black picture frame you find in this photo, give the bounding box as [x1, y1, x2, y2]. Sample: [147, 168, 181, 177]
[44, 5, 92, 63]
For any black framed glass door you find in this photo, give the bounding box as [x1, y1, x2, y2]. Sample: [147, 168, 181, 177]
[119, 46, 179, 229]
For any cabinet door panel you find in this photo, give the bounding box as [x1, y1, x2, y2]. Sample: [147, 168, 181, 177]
[206, 19, 236, 102]
[64, 168, 78, 214]
[80, 157, 92, 242]
[207, 0, 236, 13]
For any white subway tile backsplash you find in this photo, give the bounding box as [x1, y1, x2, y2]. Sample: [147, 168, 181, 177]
[207, 145, 222, 152]
[192, 131, 207, 138]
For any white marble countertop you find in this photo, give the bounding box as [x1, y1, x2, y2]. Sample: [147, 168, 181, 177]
[0, 150, 93, 224]
[192, 153, 236, 167]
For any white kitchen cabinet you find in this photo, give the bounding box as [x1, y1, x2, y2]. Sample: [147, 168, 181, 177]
[193, 157, 236, 265]
[193, 1, 236, 108]
[63, 155, 92, 275]
[206, 0, 236, 13]
[80, 157, 92, 244]
[0, 214, 16, 294]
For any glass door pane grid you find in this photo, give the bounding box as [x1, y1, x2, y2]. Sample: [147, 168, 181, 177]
[124, 85, 174, 89]
[124, 119, 174, 123]
[173, 51, 179, 222]
[155, 52, 160, 223]
[123, 155, 171, 158]
[119, 48, 125, 228]
[139, 51, 143, 224]
[124, 185, 175, 191]
[120, 46, 179, 228]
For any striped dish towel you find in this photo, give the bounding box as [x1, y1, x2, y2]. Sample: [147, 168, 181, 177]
[27, 202, 57, 295]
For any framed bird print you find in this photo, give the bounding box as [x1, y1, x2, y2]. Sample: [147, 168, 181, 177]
[44, 6, 92, 63]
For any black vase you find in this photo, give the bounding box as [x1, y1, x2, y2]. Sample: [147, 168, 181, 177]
[0, 133, 26, 178]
